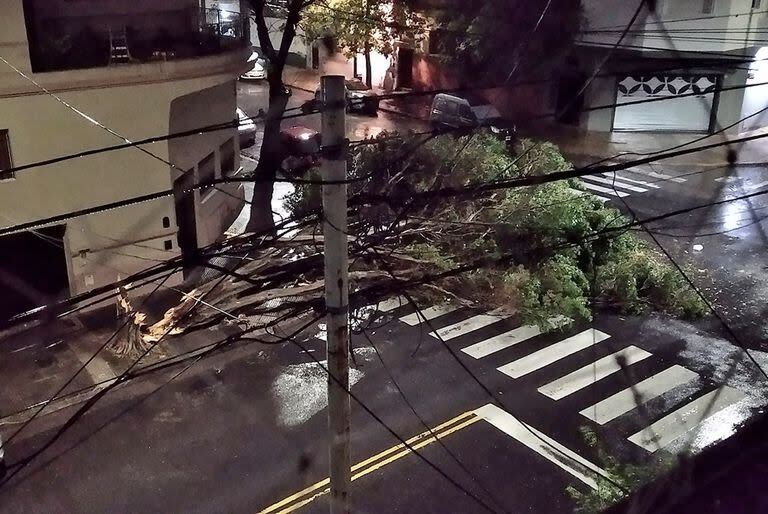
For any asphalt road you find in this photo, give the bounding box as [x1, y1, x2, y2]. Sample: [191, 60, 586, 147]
[1, 299, 765, 513]
[237, 80, 428, 151]
[576, 161, 768, 350]
[2, 108, 768, 512]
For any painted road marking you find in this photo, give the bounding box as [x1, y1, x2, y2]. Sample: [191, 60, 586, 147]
[628, 386, 746, 452]
[474, 404, 611, 490]
[538, 346, 652, 400]
[624, 166, 686, 183]
[582, 175, 649, 193]
[601, 172, 661, 189]
[746, 179, 768, 190]
[431, 313, 505, 341]
[497, 329, 611, 379]
[376, 296, 406, 313]
[715, 176, 740, 183]
[461, 324, 542, 359]
[580, 182, 630, 197]
[258, 411, 481, 514]
[579, 365, 699, 425]
[400, 304, 460, 326]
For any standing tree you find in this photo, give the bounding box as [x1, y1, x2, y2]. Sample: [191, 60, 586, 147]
[245, 0, 313, 234]
[424, 0, 583, 81]
[302, 0, 424, 87]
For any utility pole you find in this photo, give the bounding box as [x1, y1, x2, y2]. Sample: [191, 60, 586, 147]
[321, 74, 351, 514]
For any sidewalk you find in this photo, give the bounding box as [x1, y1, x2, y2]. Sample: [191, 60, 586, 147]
[527, 122, 768, 168]
[282, 65, 318, 93]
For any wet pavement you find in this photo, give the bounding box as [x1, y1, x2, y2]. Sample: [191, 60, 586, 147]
[1, 297, 765, 513]
[584, 160, 768, 351]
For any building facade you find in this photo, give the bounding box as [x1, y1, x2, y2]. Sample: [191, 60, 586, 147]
[574, 0, 768, 133]
[0, 0, 250, 317]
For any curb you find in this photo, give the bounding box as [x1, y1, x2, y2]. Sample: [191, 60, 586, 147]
[564, 151, 768, 169]
[286, 82, 314, 94]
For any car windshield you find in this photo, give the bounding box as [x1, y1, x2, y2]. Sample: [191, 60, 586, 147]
[345, 80, 370, 91]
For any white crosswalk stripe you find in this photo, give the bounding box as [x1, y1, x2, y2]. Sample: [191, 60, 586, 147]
[623, 166, 686, 183]
[538, 346, 652, 400]
[582, 175, 649, 193]
[431, 313, 505, 341]
[396, 309, 741, 457]
[627, 386, 746, 452]
[601, 172, 661, 189]
[461, 324, 542, 359]
[579, 182, 630, 198]
[579, 365, 699, 425]
[399, 304, 460, 326]
[475, 404, 612, 490]
[376, 296, 406, 313]
[497, 329, 610, 379]
[746, 179, 768, 190]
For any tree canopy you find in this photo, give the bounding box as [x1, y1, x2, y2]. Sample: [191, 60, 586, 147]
[426, 0, 584, 79]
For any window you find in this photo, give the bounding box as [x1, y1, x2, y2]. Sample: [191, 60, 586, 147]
[458, 104, 474, 119]
[162, 216, 170, 228]
[0, 130, 12, 179]
[753, 0, 761, 8]
[702, 0, 715, 14]
[198, 152, 216, 193]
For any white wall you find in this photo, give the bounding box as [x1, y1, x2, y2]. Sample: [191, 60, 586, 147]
[581, 0, 768, 53]
[251, 16, 309, 60]
[739, 46, 768, 131]
[0, 0, 247, 296]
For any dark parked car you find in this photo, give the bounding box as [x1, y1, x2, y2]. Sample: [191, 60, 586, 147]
[279, 125, 321, 175]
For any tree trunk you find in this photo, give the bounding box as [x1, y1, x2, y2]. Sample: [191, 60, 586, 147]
[246, 77, 290, 235]
[364, 42, 373, 88]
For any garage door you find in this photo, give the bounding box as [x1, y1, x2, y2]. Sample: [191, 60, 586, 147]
[614, 75, 717, 132]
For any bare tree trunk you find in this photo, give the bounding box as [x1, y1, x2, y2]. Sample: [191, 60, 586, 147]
[246, 75, 290, 235]
[246, 0, 302, 236]
[364, 42, 373, 88]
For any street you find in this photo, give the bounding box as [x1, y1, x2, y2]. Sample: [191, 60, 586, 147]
[237, 80, 428, 153]
[1, 86, 768, 513]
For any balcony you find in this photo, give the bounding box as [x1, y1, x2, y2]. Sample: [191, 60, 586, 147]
[24, 6, 248, 74]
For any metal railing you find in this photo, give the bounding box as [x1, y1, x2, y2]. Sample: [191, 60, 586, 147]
[29, 7, 248, 73]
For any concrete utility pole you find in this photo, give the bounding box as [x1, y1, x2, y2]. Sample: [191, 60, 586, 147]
[321, 75, 351, 514]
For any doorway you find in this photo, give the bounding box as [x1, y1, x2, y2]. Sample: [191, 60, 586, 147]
[174, 171, 199, 271]
[0, 225, 69, 319]
[397, 48, 414, 89]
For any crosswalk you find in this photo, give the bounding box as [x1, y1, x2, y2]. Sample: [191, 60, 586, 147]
[575, 166, 687, 203]
[372, 298, 751, 459]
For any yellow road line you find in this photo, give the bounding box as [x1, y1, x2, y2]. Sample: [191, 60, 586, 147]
[259, 411, 479, 514]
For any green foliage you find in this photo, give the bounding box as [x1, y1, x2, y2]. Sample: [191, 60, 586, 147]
[426, 0, 583, 79]
[302, 0, 424, 58]
[598, 234, 707, 317]
[283, 130, 707, 327]
[404, 243, 455, 271]
[567, 426, 678, 513]
[283, 169, 322, 217]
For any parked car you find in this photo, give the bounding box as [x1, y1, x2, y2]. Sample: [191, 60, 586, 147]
[279, 125, 321, 175]
[237, 107, 257, 148]
[429, 92, 517, 141]
[240, 51, 267, 81]
[308, 78, 380, 115]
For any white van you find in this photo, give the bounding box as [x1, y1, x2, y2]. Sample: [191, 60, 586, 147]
[429, 93, 502, 128]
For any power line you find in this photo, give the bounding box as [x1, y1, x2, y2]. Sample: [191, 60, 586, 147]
[585, 8, 768, 30]
[290, 338, 502, 514]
